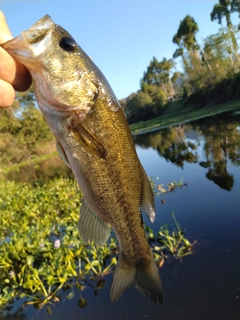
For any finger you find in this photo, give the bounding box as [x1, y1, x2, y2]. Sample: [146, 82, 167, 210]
[0, 11, 32, 91]
[0, 47, 32, 91]
[0, 79, 15, 107]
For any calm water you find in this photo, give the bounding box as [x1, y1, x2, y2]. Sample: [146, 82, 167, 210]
[2, 112, 240, 320]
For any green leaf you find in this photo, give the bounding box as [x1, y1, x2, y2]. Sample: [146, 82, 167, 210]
[26, 255, 34, 266]
[91, 260, 100, 267]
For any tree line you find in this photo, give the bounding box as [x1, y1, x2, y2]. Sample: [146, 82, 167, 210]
[121, 0, 240, 124]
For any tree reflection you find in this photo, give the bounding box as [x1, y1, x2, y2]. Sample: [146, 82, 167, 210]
[134, 126, 198, 169]
[206, 160, 234, 191]
[134, 113, 240, 190]
[198, 114, 240, 190]
[0, 306, 27, 320]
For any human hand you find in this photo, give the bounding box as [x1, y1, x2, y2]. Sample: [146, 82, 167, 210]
[0, 11, 32, 108]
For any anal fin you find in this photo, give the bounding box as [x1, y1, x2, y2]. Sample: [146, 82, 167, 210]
[140, 165, 156, 223]
[78, 199, 111, 245]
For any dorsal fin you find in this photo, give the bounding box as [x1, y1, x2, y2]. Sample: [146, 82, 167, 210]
[78, 199, 111, 245]
[140, 165, 156, 223]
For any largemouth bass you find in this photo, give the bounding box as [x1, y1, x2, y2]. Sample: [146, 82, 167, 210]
[2, 15, 163, 304]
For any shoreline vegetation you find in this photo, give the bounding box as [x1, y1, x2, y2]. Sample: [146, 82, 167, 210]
[130, 98, 240, 135]
[0, 178, 195, 310]
[120, 2, 240, 131]
[1, 84, 240, 180]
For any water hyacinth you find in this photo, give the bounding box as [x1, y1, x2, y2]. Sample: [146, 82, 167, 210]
[0, 178, 195, 309]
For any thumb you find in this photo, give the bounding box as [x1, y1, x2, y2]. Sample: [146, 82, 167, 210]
[0, 11, 13, 44]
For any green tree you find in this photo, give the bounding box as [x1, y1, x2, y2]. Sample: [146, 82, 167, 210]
[171, 71, 182, 84]
[142, 56, 175, 97]
[173, 15, 200, 51]
[203, 32, 231, 79]
[211, 0, 239, 72]
[231, 0, 240, 25]
[173, 47, 188, 69]
[143, 84, 167, 109]
[173, 15, 213, 84]
[19, 104, 52, 148]
[211, 1, 232, 28]
[125, 91, 153, 123]
[0, 88, 61, 182]
[210, 3, 231, 29]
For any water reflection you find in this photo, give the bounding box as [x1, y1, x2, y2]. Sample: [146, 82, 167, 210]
[1, 112, 240, 320]
[134, 113, 240, 191]
[134, 126, 199, 169]
[0, 305, 27, 320]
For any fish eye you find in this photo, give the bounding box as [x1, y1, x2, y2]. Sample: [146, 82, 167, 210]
[59, 36, 77, 52]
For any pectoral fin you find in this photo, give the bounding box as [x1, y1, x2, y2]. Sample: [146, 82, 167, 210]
[140, 165, 156, 223]
[56, 140, 71, 168]
[69, 118, 107, 159]
[78, 199, 111, 245]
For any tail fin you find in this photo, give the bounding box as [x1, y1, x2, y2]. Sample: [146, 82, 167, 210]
[110, 254, 164, 305]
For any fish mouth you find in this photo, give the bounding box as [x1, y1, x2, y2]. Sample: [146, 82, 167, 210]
[22, 14, 54, 45]
[1, 15, 54, 65]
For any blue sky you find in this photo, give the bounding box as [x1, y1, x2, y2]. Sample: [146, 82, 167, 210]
[1, 0, 239, 99]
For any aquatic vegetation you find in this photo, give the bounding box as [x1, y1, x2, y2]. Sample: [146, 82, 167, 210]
[0, 178, 195, 309]
[146, 212, 196, 267]
[150, 177, 187, 196]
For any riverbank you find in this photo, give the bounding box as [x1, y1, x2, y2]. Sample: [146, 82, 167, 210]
[130, 99, 240, 135]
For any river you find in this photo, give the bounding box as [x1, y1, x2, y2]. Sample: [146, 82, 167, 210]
[2, 111, 240, 320]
